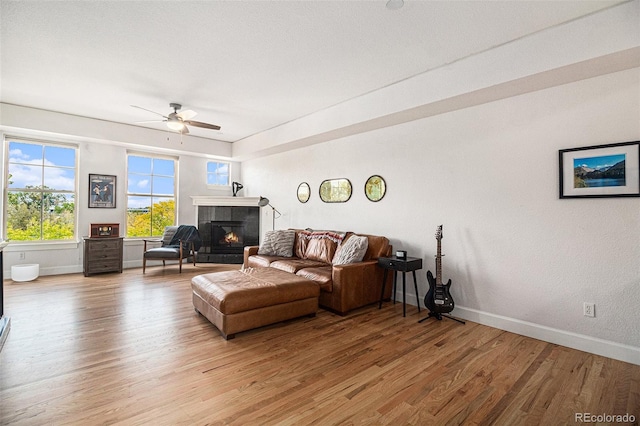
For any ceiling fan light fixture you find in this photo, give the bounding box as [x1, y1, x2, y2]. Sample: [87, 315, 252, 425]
[131, 103, 220, 133]
[166, 119, 185, 131]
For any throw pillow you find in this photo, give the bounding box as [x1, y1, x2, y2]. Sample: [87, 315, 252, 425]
[304, 230, 346, 263]
[333, 235, 369, 265]
[294, 229, 313, 258]
[257, 229, 296, 257]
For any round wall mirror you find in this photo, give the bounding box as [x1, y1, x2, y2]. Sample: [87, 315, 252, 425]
[319, 178, 352, 203]
[365, 175, 386, 202]
[297, 182, 311, 203]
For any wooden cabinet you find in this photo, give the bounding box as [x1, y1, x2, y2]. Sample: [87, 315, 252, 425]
[83, 237, 123, 276]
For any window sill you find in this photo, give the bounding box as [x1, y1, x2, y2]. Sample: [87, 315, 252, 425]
[2, 240, 80, 251]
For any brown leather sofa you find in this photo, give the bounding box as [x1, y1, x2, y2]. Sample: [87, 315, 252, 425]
[244, 229, 393, 315]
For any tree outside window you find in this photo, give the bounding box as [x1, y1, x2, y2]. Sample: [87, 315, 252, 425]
[5, 140, 77, 241]
[127, 155, 176, 237]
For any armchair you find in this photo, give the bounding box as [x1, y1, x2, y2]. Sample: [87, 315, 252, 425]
[143, 225, 202, 273]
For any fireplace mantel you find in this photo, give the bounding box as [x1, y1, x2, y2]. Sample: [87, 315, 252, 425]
[191, 196, 261, 207]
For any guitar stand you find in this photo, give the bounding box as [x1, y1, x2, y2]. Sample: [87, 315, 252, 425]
[418, 311, 466, 325]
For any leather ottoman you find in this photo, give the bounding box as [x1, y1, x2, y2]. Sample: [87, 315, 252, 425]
[191, 267, 320, 339]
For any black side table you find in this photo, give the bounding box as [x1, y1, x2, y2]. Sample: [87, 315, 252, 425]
[378, 256, 422, 317]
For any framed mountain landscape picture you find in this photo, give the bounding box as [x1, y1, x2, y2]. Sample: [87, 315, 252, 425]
[559, 141, 639, 198]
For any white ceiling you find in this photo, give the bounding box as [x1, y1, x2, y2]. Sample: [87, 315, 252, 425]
[0, 0, 627, 143]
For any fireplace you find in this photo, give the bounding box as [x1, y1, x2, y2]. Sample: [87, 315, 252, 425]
[210, 221, 245, 254]
[195, 201, 260, 264]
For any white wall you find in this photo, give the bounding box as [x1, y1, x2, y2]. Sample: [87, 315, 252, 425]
[241, 68, 640, 364]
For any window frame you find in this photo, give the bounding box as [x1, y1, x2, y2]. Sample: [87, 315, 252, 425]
[3, 136, 79, 244]
[206, 160, 231, 188]
[125, 151, 178, 238]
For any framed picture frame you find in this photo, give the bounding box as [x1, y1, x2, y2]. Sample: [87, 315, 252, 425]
[89, 174, 116, 208]
[297, 182, 311, 203]
[559, 141, 639, 199]
[319, 178, 352, 203]
[364, 175, 386, 202]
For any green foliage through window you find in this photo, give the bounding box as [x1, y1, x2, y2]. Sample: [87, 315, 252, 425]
[127, 154, 176, 237]
[4, 140, 77, 241]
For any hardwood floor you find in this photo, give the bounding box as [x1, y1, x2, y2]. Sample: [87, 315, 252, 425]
[1, 264, 638, 425]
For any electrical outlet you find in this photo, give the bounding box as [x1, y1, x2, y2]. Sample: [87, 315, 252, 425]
[19, 252, 25, 260]
[583, 302, 595, 318]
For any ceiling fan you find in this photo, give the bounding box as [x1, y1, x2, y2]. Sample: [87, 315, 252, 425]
[131, 102, 221, 134]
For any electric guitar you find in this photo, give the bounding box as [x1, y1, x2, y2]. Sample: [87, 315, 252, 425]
[424, 225, 455, 315]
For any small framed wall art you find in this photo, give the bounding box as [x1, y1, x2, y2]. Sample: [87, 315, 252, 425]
[559, 141, 639, 198]
[89, 174, 116, 208]
[319, 178, 352, 203]
[297, 182, 311, 203]
[365, 175, 386, 202]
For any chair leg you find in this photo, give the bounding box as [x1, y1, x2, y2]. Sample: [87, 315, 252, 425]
[143, 258, 146, 273]
[179, 257, 183, 273]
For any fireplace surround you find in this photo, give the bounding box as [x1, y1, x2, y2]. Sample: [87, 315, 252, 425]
[192, 197, 263, 264]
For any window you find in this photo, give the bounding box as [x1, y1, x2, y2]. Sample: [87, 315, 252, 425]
[207, 161, 230, 186]
[4, 138, 77, 241]
[126, 154, 176, 237]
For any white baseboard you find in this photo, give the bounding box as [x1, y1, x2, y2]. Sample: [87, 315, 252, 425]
[453, 306, 640, 366]
[7, 262, 143, 279]
[395, 290, 639, 366]
[6, 265, 82, 279]
[123, 260, 142, 269]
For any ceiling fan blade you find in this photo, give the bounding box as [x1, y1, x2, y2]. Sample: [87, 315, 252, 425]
[184, 120, 221, 131]
[177, 109, 197, 121]
[131, 105, 167, 118]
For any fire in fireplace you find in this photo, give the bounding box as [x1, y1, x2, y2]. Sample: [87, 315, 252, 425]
[223, 231, 240, 244]
[210, 221, 245, 253]
[196, 205, 260, 264]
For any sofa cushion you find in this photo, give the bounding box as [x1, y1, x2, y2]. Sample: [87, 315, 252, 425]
[271, 258, 327, 274]
[258, 229, 296, 257]
[304, 230, 346, 263]
[362, 235, 391, 261]
[144, 247, 182, 259]
[246, 254, 283, 268]
[333, 234, 369, 265]
[296, 266, 333, 292]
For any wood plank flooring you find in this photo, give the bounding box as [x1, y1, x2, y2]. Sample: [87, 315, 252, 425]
[1, 264, 638, 425]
